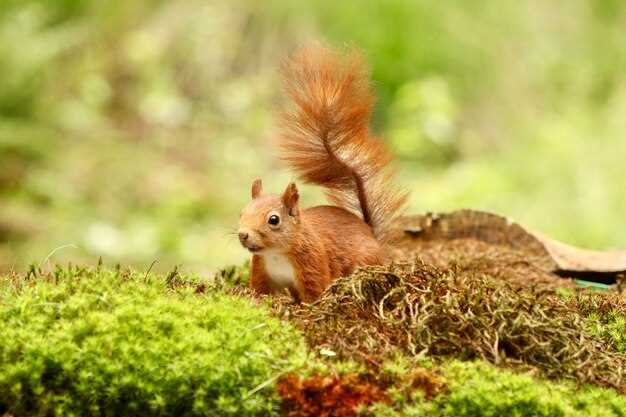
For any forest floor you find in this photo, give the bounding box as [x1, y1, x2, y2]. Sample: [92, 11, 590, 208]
[2, 211, 626, 416]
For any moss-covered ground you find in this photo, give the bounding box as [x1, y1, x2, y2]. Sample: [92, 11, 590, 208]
[0, 265, 306, 417]
[1, 258, 625, 416]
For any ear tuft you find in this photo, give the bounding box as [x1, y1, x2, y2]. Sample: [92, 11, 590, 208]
[282, 182, 299, 216]
[251, 178, 263, 199]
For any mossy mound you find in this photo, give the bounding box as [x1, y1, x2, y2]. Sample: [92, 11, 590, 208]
[278, 262, 626, 392]
[0, 265, 306, 417]
[275, 355, 626, 416]
[435, 361, 626, 417]
[366, 360, 626, 417]
[2, 262, 625, 417]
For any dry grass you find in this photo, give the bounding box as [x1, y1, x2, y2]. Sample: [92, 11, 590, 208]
[277, 261, 626, 392]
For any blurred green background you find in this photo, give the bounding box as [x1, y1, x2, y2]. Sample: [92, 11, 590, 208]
[1, 0, 625, 274]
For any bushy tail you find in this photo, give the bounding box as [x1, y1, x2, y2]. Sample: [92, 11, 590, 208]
[278, 44, 407, 241]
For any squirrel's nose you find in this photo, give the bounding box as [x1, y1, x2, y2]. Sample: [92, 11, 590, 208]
[238, 231, 249, 243]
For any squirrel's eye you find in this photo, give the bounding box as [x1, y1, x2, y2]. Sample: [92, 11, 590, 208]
[268, 214, 280, 226]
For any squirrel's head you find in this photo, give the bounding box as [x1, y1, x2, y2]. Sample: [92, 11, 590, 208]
[238, 179, 300, 253]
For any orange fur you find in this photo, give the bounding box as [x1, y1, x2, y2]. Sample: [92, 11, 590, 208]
[249, 255, 272, 295]
[279, 44, 407, 241]
[238, 45, 406, 302]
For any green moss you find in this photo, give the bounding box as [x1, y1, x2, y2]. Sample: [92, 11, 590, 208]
[213, 261, 251, 288]
[366, 361, 626, 417]
[432, 361, 626, 417]
[0, 265, 307, 417]
[565, 291, 626, 354]
[588, 312, 626, 353]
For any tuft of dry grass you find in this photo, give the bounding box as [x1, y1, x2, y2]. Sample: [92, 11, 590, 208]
[277, 261, 626, 392]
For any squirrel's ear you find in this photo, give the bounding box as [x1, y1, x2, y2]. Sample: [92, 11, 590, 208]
[251, 178, 263, 199]
[282, 182, 299, 216]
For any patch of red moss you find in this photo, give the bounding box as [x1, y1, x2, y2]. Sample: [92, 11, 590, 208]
[277, 373, 388, 417]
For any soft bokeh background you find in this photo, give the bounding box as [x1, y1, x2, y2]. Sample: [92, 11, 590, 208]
[1, 0, 625, 274]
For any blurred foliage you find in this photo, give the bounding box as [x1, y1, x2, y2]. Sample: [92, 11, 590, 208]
[0, 0, 625, 272]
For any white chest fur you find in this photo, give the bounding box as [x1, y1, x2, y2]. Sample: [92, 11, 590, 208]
[260, 251, 296, 290]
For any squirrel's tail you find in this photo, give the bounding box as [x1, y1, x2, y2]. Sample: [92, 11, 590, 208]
[278, 44, 407, 241]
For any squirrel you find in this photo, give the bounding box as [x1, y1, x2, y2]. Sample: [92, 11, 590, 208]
[237, 45, 407, 302]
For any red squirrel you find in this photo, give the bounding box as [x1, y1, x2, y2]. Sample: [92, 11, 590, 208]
[238, 45, 407, 302]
